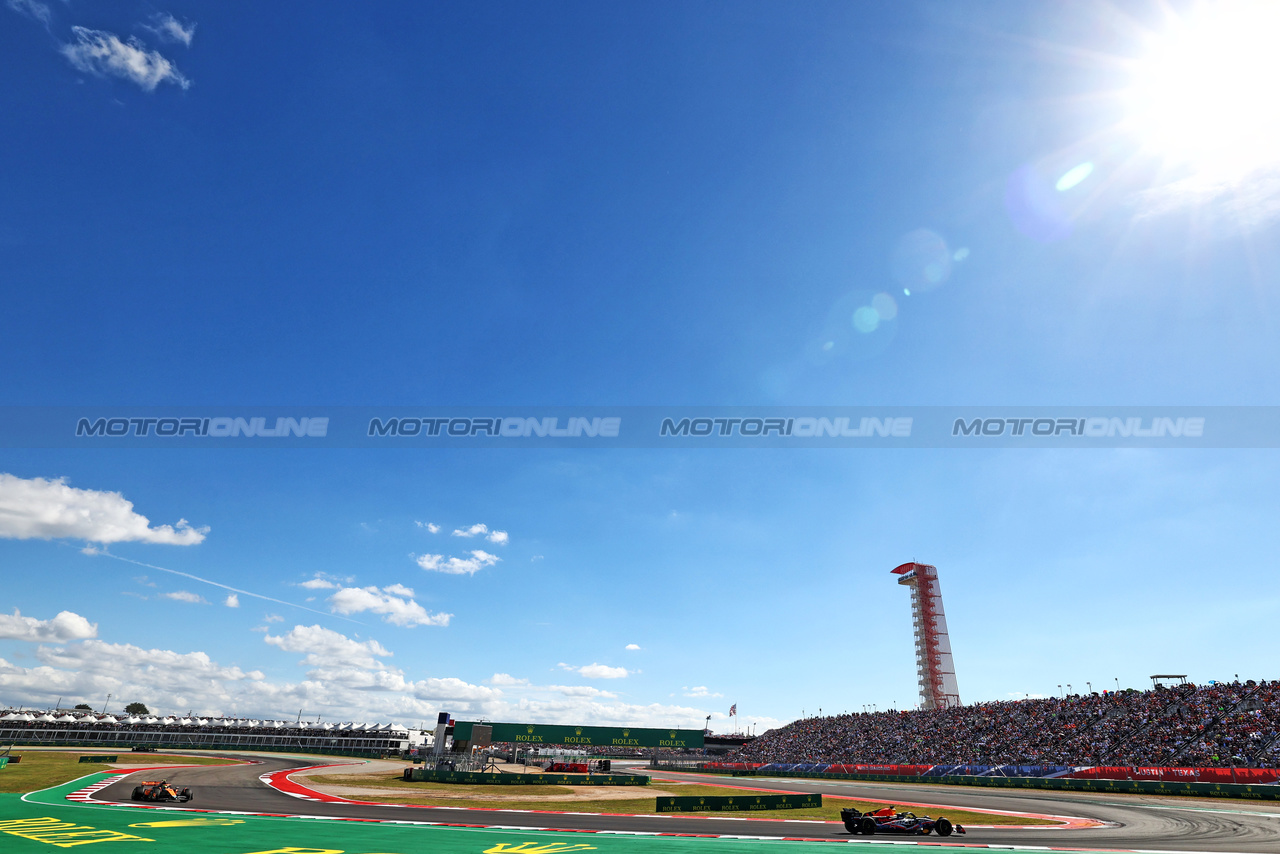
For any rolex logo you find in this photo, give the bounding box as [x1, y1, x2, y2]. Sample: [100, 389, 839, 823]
[575, 727, 582, 735]
[527, 725, 535, 734]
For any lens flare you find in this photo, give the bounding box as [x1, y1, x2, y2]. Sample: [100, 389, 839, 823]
[852, 305, 880, 333]
[891, 229, 952, 292]
[1129, 1, 1280, 179]
[1055, 162, 1094, 191]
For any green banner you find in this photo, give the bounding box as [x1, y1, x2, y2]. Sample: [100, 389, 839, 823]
[453, 721, 703, 749]
[0, 757, 8, 770]
[656, 793, 821, 812]
[76, 755, 118, 763]
[404, 768, 649, 786]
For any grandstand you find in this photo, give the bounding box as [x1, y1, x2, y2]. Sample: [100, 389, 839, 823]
[732, 679, 1280, 769]
[0, 711, 421, 756]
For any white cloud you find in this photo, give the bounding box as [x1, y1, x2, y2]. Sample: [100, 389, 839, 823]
[560, 662, 629, 680]
[415, 549, 500, 576]
[263, 614, 284, 623]
[300, 578, 337, 590]
[223, 594, 239, 608]
[143, 12, 195, 47]
[0, 632, 776, 729]
[0, 474, 207, 545]
[415, 521, 440, 534]
[450, 522, 511, 544]
[552, 684, 617, 698]
[625, 643, 641, 651]
[61, 26, 190, 92]
[6, 0, 50, 25]
[265, 625, 392, 670]
[382, 583, 414, 597]
[160, 590, 206, 604]
[0, 610, 97, 642]
[328, 585, 451, 627]
[683, 685, 722, 698]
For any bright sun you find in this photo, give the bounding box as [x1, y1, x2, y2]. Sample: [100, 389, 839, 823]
[1128, 1, 1280, 179]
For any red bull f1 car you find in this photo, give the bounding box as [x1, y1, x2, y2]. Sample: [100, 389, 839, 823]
[131, 780, 194, 803]
[841, 806, 964, 836]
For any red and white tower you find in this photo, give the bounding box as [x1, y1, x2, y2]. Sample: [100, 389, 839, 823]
[892, 562, 961, 710]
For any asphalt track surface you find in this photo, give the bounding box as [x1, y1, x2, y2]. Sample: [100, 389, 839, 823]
[94, 755, 1280, 853]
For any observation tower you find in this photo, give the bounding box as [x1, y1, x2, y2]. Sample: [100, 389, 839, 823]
[892, 562, 961, 710]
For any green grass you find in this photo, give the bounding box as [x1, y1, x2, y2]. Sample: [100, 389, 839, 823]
[0, 751, 238, 794]
[304, 772, 1048, 826]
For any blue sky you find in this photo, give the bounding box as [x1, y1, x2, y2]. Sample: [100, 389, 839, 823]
[3, 1, 1280, 730]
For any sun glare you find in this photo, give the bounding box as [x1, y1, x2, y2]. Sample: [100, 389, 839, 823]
[1129, 1, 1280, 179]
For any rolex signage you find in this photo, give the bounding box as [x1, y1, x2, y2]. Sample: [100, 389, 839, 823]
[452, 721, 704, 749]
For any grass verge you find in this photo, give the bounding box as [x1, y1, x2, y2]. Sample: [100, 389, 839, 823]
[0, 751, 237, 794]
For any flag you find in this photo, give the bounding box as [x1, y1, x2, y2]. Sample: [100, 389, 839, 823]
[729, 704, 737, 716]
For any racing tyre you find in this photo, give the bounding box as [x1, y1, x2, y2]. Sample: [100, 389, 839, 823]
[858, 817, 877, 835]
[131, 787, 143, 801]
[935, 818, 952, 837]
[843, 821, 858, 834]
[182, 789, 193, 802]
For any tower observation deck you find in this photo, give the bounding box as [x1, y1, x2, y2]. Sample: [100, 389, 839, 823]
[892, 562, 961, 710]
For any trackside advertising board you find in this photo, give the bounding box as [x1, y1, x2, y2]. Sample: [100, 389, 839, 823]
[404, 768, 649, 785]
[453, 721, 704, 749]
[657, 793, 822, 812]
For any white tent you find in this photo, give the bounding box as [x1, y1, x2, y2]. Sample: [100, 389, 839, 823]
[99, 715, 119, 724]
[194, 718, 209, 726]
[54, 714, 77, 723]
[0, 712, 23, 721]
[142, 717, 159, 724]
[75, 715, 97, 724]
[159, 717, 177, 726]
[34, 714, 57, 722]
[177, 718, 194, 726]
[217, 719, 235, 727]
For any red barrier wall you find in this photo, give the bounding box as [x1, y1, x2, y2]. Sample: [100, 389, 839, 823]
[1069, 766, 1280, 784]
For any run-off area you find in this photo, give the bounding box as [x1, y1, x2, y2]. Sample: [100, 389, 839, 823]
[3, 773, 1116, 854]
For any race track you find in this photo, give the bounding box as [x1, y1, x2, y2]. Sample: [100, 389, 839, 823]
[91, 755, 1280, 853]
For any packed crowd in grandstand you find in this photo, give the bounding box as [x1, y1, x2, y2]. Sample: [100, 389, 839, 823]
[732, 680, 1280, 768]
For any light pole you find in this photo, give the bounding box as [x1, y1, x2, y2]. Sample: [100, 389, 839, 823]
[1067, 684, 1073, 696]
[1114, 677, 1120, 692]
[1058, 684, 1063, 698]
[1087, 682, 1092, 693]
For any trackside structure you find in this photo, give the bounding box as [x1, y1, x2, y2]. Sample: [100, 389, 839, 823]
[892, 562, 961, 710]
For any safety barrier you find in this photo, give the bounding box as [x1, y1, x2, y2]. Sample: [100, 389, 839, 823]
[403, 768, 649, 786]
[1068, 766, 1280, 784]
[754, 769, 1280, 800]
[656, 793, 821, 812]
